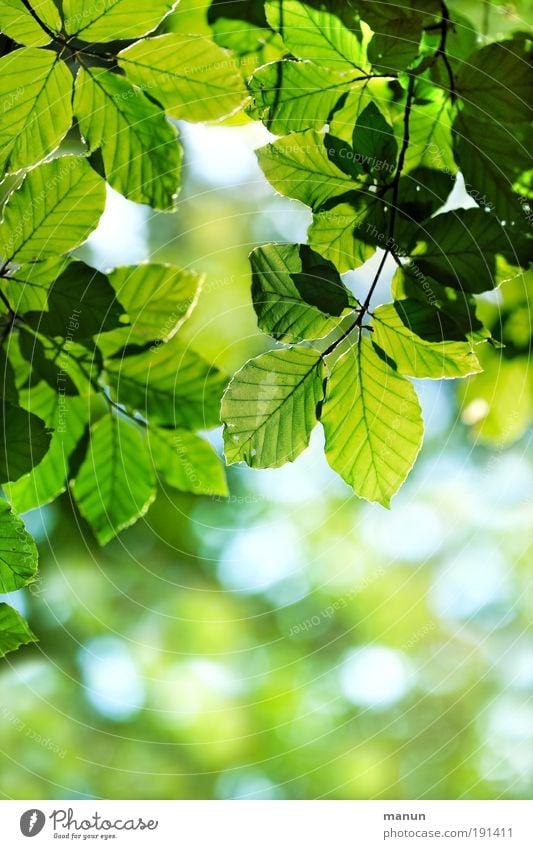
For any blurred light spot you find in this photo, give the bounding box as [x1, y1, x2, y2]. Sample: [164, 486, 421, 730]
[481, 695, 533, 788]
[82, 187, 148, 268]
[339, 645, 414, 709]
[78, 636, 145, 721]
[21, 505, 57, 544]
[216, 770, 281, 799]
[156, 660, 241, 727]
[462, 398, 490, 425]
[218, 521, 305, 595]
[479, 453, 533, 508]
[251, 428, 341, 505]
[492, 637, 533, 692]
[430, 544, 514, 626]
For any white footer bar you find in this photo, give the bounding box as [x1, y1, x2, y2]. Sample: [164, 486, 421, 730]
[2, 800, 532, 848]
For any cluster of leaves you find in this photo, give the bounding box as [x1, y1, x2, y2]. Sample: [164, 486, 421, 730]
[0, 0, 531, 658]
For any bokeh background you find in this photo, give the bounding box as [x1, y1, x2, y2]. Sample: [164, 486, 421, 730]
[0, 0, 532, 800]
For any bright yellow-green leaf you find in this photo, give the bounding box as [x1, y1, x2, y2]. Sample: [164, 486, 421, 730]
[257, 130, 356, 209]
[265, 0, 369, 72]
[0, 48, 72, 173]
[249, 60, 355, 134]
[250, 242, 352, 342]
[4, 383, 88, 514]
[105, 337, 227, 429]
[0, 603, 37, 658]
[72, 414, 156, 545]
[0, 499, 37, 593]
[372, 300, 483, 379]
[222, 346, 324, 468]
[0, 157, 106, 264]
[0, 0, 61, 46]
[62, 0, 177, 41]
[308, 200, 383, 272]
[147, 428, 228, 496]
[108, 264, 202, 345]
[74, 66, 182, 210]
[118, 34, 248, 122]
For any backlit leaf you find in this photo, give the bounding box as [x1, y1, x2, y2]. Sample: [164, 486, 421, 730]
[322, 338, 423, 506]
[222, 346, 324, 467]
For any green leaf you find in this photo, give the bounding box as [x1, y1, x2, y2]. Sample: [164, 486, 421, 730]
[458, 353, 532, 446]
[257, 130, 356, 210]
[72, 414, 156, 545]
[265, 0, 369, 72]
[327, 79, 375, 143]
[222, 346, 324, 468]
[0, 603, 37, 659]
[325, 134, 365, 180]
[409, 209, 520, 293]
[4, 383, 88, 513]
[0, 400, 52, 483]
[456, 38, 532, 124]
[208, 2, 281, 58]
[105, 336, 227, 429]
[368, 17, 423, 72]
[107, 263, 202, 346]
[250, 243, 352, 342]
[372, 300, 482, 379]
[0, 157, 106, 264]
[1, 258, 70, 312]
[0, 0, 61, 46]
[354, 0, 439, 71]
[394, 167, 455, 247]
[453, 110, 531, 223]
[74, 66, 182, 211]
[391, 267, 489, 345]
[18, 329, 99, 396]
[118, 34, 247, 123]
[352, 102, 398, 176]
[0, 499, 37, 593]
[24, 261, 123, 339]
[248, 60, 354, 134]
[0, 48, 73, 173]
[62, 0, 176, 41]
[322, 338, 423, 507]
[147, 428, 228, 496]
[356, 1, 440, 31]
[308, 197, 385, 272]
[400, 97, 457, 174]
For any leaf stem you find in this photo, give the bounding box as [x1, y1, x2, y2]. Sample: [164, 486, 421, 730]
[103, 391, 149, 429]
[321, 73, 417, 361]
[436, 2, 457, 102]
[356, 74, 416, 327]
